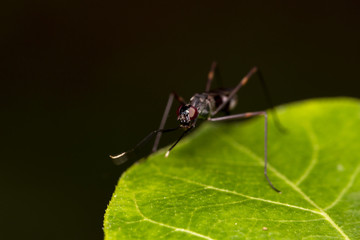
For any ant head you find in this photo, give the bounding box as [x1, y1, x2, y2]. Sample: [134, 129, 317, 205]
[176, 104, 198, 128]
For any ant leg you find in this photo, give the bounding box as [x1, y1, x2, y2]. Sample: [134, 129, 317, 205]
[165, 126, 193, 157]
[209, 111, 281, 193]
[205, 61, 217, 92]
[152, 91, 185, 152]
[206, 61, 225, 92]
[211, 67, 285, 131]
[211, 67, 258, 116]
[110, 126, 179, 165]
[152, 93, 174, 152]
[205, 61, 223, 92]
[255, 69, 285, 132]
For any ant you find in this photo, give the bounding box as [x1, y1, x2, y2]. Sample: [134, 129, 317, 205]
[110, 62, 283, 193]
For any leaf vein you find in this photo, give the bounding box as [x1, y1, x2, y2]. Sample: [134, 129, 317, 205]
[236, 218, 325, 223]
[151, 166, 322, 215]
[296, 124, 320, 186]
[187, 200, 250, 229]
[324, 164, 360, 211]
[302, 235, 343, 240]
[217, 132, 350, 240]
[133, 196, 214, 240]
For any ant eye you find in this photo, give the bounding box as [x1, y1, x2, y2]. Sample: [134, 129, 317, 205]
[176, 105, 184, 116]
[189, 106, 198, 120]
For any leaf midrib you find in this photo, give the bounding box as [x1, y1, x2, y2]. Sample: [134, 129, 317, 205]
[217, 126, 350, 240]
[107, 99, 360, 240]
[133, 123, 354, 240]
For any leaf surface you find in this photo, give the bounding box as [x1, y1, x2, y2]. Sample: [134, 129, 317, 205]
[104, 98, 360, 240]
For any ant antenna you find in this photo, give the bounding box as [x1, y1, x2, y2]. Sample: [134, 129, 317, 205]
[110, 126, 180, 165]
[165, 127, 193, 158]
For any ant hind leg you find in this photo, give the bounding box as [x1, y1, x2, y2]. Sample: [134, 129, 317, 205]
[208, 111, 281, 193]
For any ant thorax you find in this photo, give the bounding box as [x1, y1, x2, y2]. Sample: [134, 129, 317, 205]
[189, 93, 215, 119]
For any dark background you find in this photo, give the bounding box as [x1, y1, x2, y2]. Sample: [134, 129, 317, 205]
[1, 1, 359, 239]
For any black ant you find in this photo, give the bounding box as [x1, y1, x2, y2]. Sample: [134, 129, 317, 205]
[110, 62, 283, 193]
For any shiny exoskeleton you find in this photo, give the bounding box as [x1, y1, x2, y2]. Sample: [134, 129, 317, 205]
[110, 62, 283, 193]
[177, 89, 238, 128]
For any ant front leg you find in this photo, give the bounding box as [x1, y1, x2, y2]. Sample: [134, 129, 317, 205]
[152, 91, 185, 153]
[208, 111, 281, 193]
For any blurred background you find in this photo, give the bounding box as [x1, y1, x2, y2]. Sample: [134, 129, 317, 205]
[1, 1, 359, 239]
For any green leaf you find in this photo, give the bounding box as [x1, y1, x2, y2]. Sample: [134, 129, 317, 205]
[104, 98, 360, 240]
